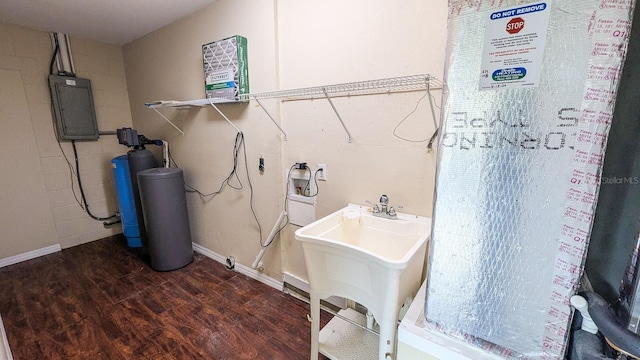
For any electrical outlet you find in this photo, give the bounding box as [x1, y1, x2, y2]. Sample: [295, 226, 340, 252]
[225, 256, 235, 269]
[317, 163, 327, 181]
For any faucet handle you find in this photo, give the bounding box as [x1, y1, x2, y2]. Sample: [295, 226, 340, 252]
[388, 205, 403, 216]
[365, 200, 380, 213]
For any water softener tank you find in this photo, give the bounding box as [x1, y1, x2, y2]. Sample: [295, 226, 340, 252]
[111, 155, 141, 247]
[128, 149, 155, 252]
[137, 168, 193, 271]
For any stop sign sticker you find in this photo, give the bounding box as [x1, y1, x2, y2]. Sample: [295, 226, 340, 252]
[506, 17, 525, 34]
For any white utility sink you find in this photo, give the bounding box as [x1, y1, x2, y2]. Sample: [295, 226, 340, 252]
[295, 204, 431, 360]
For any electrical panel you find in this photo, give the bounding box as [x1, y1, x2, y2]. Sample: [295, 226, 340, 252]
[48, 74, 99, 140]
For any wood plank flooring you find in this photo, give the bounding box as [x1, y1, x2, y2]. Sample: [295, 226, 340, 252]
[0, 235, 330, 359]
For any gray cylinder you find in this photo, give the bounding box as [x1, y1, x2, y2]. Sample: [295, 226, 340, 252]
[128, 149, 155, 252]
[137, 168, 193, 271]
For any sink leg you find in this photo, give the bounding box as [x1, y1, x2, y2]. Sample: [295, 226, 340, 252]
[378, 316, 398, 360]
[310, 295, 320, 360]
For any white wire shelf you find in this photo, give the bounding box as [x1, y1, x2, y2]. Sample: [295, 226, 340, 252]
[144, 98, 238, 109]
[145, 73, 442, 107]
[245, 73, 442, 101]
[145, 73, 443, 139]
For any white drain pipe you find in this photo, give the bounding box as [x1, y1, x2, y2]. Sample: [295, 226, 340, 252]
[252, 210, 287, 270]
[570, 295, 598, 334]
[162, 140, 169, 168]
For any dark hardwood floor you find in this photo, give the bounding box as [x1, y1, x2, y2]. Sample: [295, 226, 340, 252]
[0, 235, 330, 359]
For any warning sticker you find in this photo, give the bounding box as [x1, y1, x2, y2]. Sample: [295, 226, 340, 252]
[479, 2, 551, 91]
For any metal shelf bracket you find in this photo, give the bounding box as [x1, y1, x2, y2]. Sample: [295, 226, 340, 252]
[206, 98, 242, 133]
[322, 88, 353, 143]
[254, 97, 288, 140]
[151, 108, 185, 136]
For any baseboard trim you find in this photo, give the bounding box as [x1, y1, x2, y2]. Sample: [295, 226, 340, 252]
[0, 244, 62, 268]
[283, 272, 312, 293]
[0, 315, 13, 360]
[192, 243, 283, 291]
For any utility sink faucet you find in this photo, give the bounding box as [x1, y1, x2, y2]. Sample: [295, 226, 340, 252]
[366, 195, 403, 220]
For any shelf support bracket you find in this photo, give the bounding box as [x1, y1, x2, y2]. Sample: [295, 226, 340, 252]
[152, 108, 184, 136]
[254, 97, 288, 140]
[426, 78, 438, 130]
[207, 99, 242, 133]
[322, 88, 353, 143]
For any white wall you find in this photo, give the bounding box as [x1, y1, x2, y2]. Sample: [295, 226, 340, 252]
[0, 68, 58, 257]
[1, 0, 447, 282]
[276, 0, 447, 279]
[123, 0, 284, 278]
[122, 0, 447, 282]
[0, 23, 131, 257]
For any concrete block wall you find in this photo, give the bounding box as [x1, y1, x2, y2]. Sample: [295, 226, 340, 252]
[0, 22, 132, 257]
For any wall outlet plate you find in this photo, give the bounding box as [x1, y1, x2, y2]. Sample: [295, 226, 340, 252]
[318, 163, 327, 181]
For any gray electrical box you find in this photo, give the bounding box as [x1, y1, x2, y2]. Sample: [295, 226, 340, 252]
[48, 74, 99, 140]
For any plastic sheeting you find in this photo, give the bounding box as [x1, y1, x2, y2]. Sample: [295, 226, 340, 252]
[425, 0, 635, 358]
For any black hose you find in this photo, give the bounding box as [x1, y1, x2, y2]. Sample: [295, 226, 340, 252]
[570, 329, 609, 360]
[103, 219, 121, 227]
[49, 41, 59, 75]
[583, 291, 640, 357]
[71, 140, 118, 222]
